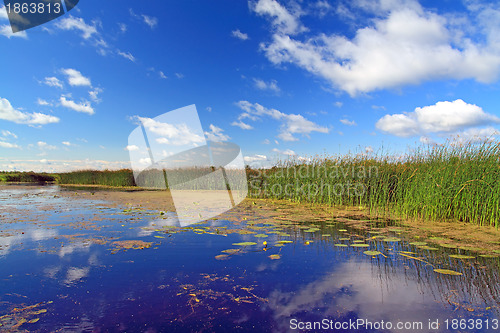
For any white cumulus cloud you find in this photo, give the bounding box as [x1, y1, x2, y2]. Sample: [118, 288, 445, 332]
[1, 24, 27, 39]
[231, 120, 254, 130]
[235, 101, 329, 141]
[0, 6, 8, 20]
[376, 99, 500, 137]
[244, 154, 268, 163]
[88, 87, 103, 103]
[232, 29, 249, 40]
[44, 77, 63, 89]
[62, 68, 91, 87]
[137, 116, 205, 146]
[0, 141, 19, 149]
[253, 78, 280, 93]
[117, 50, 135, 62]
[204, 124, 231, 142]
[272, 148, 296, 156]
[55, 15, 97, 39]
[340, 119, 356, 126]
[37, 98, 51, 106]
[251, 0, 306, 35]
[60, 96, 94, 115]
[255, 0, 500, 95]
[125, 145, 139, 151]
[1, 130, 17, 138]
[0, 97, 59, 125]
[37, 141, 57, 150]
[142, 15, 158, 29]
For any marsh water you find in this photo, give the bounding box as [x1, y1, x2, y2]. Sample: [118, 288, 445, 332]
[0, 185, 499, 332]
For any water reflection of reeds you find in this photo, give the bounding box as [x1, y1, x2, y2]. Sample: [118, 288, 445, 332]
[273, 217, 500, 314]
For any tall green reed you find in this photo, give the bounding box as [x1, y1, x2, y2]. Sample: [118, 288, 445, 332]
[248, 140, 500, 228]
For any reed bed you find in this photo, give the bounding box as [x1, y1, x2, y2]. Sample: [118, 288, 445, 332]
[0, 171, 55, 183]
[56, 167, 247, 190]
[248, 140, 500, 227]
[56, 169, 136, 187]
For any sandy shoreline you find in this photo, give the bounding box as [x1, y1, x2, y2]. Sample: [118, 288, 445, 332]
[57, 186, 240, 215]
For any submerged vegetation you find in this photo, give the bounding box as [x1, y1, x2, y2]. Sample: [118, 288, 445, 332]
[1, 140, 499, 227]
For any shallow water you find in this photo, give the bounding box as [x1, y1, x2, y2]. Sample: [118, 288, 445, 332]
[0, 185, 499, 332]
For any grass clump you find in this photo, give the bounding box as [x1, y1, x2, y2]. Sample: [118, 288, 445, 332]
[56, 169, 136, 187]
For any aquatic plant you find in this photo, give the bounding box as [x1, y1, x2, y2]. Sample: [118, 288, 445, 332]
[56, 169, 136, 187]
[248, 139, 500, 228]
[0, 171, 55, 183]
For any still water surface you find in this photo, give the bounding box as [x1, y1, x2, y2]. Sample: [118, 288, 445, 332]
[0, 185, 499, 332]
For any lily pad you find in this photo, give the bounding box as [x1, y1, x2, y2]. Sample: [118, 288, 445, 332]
[449, 254, 475, 259]
[112, 240, 152, 251]
[221, 249, 239, 254]
[269, 254, 281, 260]
[439, 243, 458, 249]
[277, 240, 293, 244]
[459, 246, 485, 252]
[434, 268, 463, 276]
[238, 230, 257, 235]
[479, 254, 499, 258]
[322, 234, 331, 237]
[339, 238, 350, 241]
[254, 234, 268, 238]
[428, 236, 447, 241]
[334, 244, 348, 247]
[215, 254, 229, 260]
[338, 229, 348, 232]
[363, 250, 382, 256]
[409, 242, 427, 246]
[417, 246, 439, 251]
[382, 237, 401, 242]
[232, 242, 257, 246]
[353, 240, 365, 243]
[351, 243, 370, 248]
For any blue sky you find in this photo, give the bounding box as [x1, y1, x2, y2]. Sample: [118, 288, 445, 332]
[1, 0, 500, 172]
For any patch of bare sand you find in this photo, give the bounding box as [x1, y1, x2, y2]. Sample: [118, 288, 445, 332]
[58, 186, 235, 215]
[59, 186, 175, 212]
